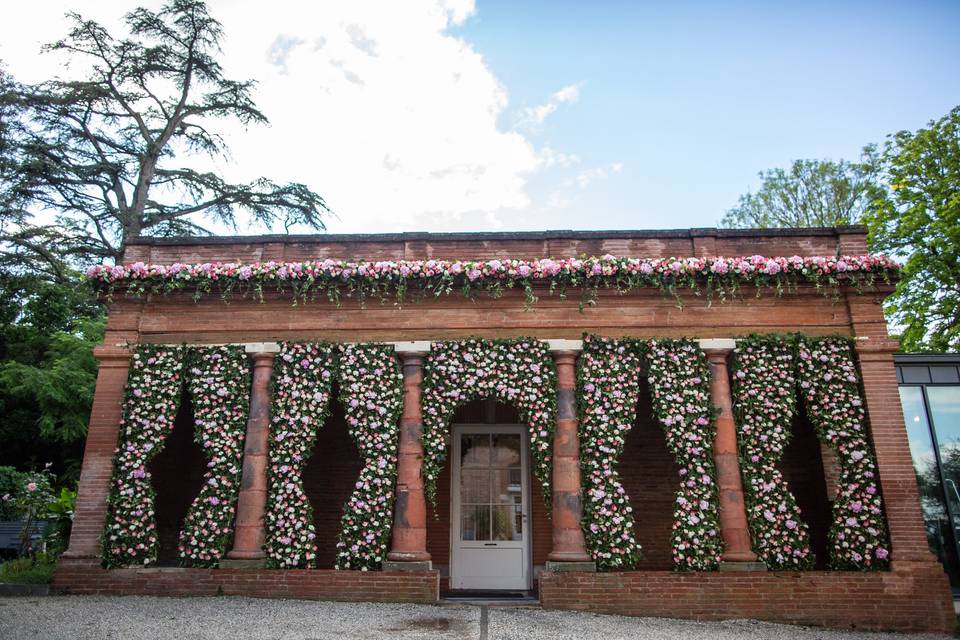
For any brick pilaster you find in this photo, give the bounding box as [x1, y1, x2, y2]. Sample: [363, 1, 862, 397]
[62, 345, 133, 560]
[847, 292, 939, 567]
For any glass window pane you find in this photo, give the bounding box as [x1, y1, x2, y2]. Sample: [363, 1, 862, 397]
[930, 386, 960, 513]
[492, 505, 523, 541]
[461, 434, 489, 468]
[461, 505, 490, 541]
[491, 433, 521, 467]
[900, 386, 960, 585]
[460, 469, 491, 503]
[492, 469, 523, 505]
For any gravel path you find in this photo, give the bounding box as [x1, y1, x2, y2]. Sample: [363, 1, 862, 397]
[0, 596, 951, 640]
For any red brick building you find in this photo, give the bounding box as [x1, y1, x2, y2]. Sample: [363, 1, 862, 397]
[54, 227, 955, 632]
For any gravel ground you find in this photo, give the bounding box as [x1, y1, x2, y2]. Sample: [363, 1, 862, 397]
[0, 596, 951, 640]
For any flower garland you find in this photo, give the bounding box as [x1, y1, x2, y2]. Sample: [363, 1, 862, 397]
[334, 344, 404, 571]
[643, 339, 724, 571]
[730, 336, 814, 570]
[577, 336, 642, 570]
[796, 336, 891, 570]
[87, 254, 897, 307]
[178, 346, 251, 567]
[263, 342, 336, 568]
[102, 345, 185, 568]
[421, 338, 557, 507]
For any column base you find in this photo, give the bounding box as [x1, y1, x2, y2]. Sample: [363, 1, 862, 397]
[719, 561, 767, 572]
[545, 560, 597, 573]
[382, 560, 433, 572]
[219, 558, 268, 569]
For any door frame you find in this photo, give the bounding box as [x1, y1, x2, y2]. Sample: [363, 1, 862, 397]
[449, 423, 532, 590]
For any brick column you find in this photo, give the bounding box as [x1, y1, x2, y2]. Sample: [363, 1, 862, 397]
[62, 345, 133, 560]
[223, 345, 278, 567]
[847, 293, 941, 569]
[704, 344, 763, 569]
[385, 348, 432, 570]
[546, 344, 595, 571]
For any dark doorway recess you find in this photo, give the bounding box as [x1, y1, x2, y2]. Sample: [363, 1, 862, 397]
[780, 401, 832, 569]
[620, 382, 682, 570]
[302, 389, 365, 568]
[149, 388, 207, 567]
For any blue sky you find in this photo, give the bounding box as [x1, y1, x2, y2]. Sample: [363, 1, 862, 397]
[455, 0, 960, 229]
[1, 0, 958, 233]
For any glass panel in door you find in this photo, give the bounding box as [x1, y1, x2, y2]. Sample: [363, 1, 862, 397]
[459, 432, 523, 542]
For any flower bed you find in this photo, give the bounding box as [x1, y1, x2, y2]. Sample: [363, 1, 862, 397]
[334, 344, 404, 571]
[577, 336, 642, 570]
[730, 336, 814, 570]
[178, 346, 251, 567]
[102, 345, 185, 568]
[421, 338, 556, 507]
[86, 254, 897, 307]
[796, 337, 891, 570]
[643, 339, 724, 571]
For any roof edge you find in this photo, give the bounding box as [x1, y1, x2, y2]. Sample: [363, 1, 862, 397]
[125, 225, 868, 246]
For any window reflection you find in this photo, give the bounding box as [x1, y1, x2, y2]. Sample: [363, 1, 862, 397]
[899, 386, 960, 586]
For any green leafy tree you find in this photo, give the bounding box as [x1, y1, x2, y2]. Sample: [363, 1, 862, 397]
[0, 272, 104, 479]
[0, 0, 328, 273]
[722, 159, 872, 229]
[863, 106, 960, 352]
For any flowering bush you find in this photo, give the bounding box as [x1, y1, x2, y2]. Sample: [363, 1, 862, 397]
[3, 466, 56, 556]
[796, 337, 891, 570]
[421, 339, 556, 507]
[643, 339, 724, 571]
[334, 344, 403, 571]
[263, 342, 335, 568]
[87, 254, 898, 307]
[102, 345, 184, 568]
[577, 336, 642, 570]
[730, 336, 814, 570]
[178, 346, 251, 567]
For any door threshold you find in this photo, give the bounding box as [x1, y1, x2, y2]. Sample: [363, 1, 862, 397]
[441, 590, 538, 606]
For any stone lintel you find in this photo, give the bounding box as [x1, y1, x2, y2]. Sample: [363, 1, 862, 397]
[389, 341, 433, 354]
[697, 338, 737, 351]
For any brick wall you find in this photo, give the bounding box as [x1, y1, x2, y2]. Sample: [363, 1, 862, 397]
[539, 566, 955, 633]
[302, 395, 365, 568]
[53, 558, 438, 603]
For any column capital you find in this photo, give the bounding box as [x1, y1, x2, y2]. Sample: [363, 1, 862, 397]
[94, 344, 134, 365]
[703, 348, 733, 365]
[546, 339, 583, 353]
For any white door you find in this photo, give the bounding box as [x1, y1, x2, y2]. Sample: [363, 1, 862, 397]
[450, 425, 531, 590]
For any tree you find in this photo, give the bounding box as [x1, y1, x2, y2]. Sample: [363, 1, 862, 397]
[863, 106, 960, 352]
[0, 0, 328, 273]
[721, 159, 873, 229]
[0, 271, 104, 481]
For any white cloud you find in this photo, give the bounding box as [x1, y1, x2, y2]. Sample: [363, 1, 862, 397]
[575, 162, 623, 189]
[0, 1, 615, 234]
[516, 83, 583, 130]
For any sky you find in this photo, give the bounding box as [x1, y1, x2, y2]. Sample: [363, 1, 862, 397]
[1, 0, 958, 235]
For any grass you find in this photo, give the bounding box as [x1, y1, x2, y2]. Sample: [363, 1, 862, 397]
[0, 556, 56, 584]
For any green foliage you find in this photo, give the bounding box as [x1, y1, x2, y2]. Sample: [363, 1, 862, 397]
[0, 466, 28, 520]
[0, 271, 103, 477]
[722, 159, 872, 229]
[863, 106, 960, 352]
[0, 554, 56, 584]
[0, 0, 328, 270]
